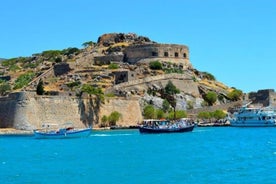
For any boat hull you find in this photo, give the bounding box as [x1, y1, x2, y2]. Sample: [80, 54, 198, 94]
[33, 128, 91, 139]
[230, 120, 276, 127]
[139, 125, 194, 133]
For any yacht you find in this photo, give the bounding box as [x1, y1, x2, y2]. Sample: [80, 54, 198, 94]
[230, 103, 276, 127]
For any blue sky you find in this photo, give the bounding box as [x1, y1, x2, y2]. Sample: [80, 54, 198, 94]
[1, 0, 275, 93]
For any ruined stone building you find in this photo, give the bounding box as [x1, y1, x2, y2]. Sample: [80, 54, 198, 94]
[94, 43, 191, 68]
[247, 89, 276, 107]
[123, 43, 191, 69]
[93, 43, 192, 85]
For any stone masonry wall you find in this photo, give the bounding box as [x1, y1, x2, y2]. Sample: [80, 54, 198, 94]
[99, 98, 143, 127]
[0, 92, 143, 130]
[124, 43, 190, 67]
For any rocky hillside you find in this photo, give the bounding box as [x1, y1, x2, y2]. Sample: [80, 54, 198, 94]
[0, 33, 243, 127]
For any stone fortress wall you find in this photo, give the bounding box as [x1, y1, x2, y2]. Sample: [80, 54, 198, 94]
[123, 43, 191, 68]
[247, 89, 276, 107]
[0, 92, 142, 130]
[93, 43, 191, 69]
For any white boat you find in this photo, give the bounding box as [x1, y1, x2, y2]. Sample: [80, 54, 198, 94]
[229, 103, 276, 127]
[33, 123, 92, 139]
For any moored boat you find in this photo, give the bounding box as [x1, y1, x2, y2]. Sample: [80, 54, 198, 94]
[139, 119, 195, 133]
[33, 123, 92, 139]
[229, 103, 276, 127]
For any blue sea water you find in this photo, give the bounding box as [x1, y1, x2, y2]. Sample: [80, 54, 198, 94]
[0, 127, 276, 184]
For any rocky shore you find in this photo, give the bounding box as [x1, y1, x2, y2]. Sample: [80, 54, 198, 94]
[0, 128, 33, 135]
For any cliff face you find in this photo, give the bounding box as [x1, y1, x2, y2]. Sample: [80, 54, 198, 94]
[0, 92, 142, 130]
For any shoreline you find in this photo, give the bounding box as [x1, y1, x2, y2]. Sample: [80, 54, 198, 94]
[0, 128, 33, 135]
[0, 124, 230, 135]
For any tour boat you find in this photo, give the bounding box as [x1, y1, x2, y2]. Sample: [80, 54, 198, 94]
[139, 119, 195, 133]
[33, 123, 92, 139]
[229, 103, 276, 127]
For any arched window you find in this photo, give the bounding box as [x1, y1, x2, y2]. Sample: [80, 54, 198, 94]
[152, 52, 158, 57]
[175, 52, 179, 57]
[183, 53, 187, 58]
[164, 52, 169, 57]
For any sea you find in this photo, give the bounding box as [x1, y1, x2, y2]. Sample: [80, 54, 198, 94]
[0, 127, 275, 184]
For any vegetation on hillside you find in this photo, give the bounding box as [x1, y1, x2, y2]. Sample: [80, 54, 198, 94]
[13, 72, 35, 90]
[0, 80, 11, 96]
[0, 33, 247, 128]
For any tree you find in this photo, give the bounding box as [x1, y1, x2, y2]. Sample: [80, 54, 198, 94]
[162, 99, 170, 113]
[167, 110, 187, 120]
[108, 111, 122, 126]
[197, 111, 211, 120]
[156, 109, 165, 119]
[212, 110, 227, 120]
[204, 91, 217, 106]
[164, 80, 180, 95]
[82, 41, 95, 48]
[36, 79, 45, 95]
[55, 56, 62, 63]
[81, 84, 104, 98]
[227, 89, 243, 101]
[161, 80, 180, 119]
[202, 72, 216, 81]
[143, 105, 155, 119]
[100, 115, 108, 127]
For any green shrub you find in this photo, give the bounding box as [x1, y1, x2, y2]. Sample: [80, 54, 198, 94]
[203, 91, 217, 106]
[0, 80, 11, 96]
[156, 109, 165, 119]
[105, 92, 116, 97]
[108, 111, 122, 126]
[42, 50, 62, 61]
[197, 111, 211, 119]
[167, 110, 187, 120]
[13, 72, 35, 90]
[1, 58, 17, 67]
[164, 68, 183, 74]
[212, 110, 227, 119]
[62, 47, 80, 56]
[197, 110, 226, 120]
[143, 105, 155, 119]
[108, 63, 119, 69]
[149, 61, 162, 70]
[66, 81, 81, 89]
[81, 84, 103, 95]
[202, 72, 216, 81]
[227, 89, 243, 101]
[82, 41, 95, 48]
[100, 115, 109, 127]
[9, 64, 20, 72]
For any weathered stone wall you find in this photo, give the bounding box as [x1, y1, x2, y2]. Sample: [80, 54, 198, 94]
[99, 97, 143, 127]
[0, 93, 19, 128]
[53, 63, 70, 76]
[124, 43, 190, 67]
[248, 89, 276, 107]
[94, 54, 124, 65]
[109, 73, 200, 97]
[0, 92, 143, 130]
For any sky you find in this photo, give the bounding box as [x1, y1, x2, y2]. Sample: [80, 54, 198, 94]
[0, 0, 276, 93]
